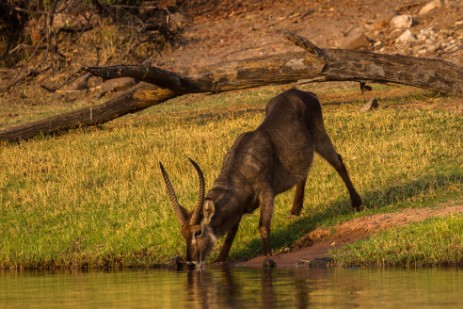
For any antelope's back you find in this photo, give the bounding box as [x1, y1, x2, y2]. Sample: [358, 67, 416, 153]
[261, 88, 323, 132]
[258, 89, 321, 188]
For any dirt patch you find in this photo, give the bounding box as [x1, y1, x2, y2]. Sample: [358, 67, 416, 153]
[2, 0, 463, 113]
[161, 0, 463, 69]
[237, 205, 463, 267]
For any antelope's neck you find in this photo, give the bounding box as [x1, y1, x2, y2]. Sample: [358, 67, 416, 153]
[206, 179, 252, 237]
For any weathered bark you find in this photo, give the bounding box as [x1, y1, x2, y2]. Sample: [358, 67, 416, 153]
[88, 32, 463, 96]
[0, 83, 176, 142]
[83, 50, 318, 93]
[2, 33, 463, 142]
[285, 33, 463, 96]
[85, 33, 463, 96]
[0, 51, 315, 142]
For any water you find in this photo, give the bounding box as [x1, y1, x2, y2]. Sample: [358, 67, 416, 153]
[1, 267, 463, 308]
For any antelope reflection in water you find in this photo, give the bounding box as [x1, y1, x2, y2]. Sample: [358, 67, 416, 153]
[184, 268, 316, 309]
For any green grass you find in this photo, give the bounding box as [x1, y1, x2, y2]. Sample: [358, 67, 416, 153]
[0, 82, 462, 269]
[331, 215, 463, 267]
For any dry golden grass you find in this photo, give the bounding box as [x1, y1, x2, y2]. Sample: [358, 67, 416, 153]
[0, 82, 462, 269]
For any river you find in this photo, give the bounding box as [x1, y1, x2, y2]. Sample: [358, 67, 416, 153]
[1, 267, 463, 308]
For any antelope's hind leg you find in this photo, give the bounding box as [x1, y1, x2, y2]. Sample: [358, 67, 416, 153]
[290, 179, 306, 216]
[314, 133, 362, 211]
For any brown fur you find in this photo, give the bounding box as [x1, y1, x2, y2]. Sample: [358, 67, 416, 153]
[161, 89, 362, 265]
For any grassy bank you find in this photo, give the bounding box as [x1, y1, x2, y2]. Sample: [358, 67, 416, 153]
[0, 83, 462, 269]
[332, 214, 463, 266]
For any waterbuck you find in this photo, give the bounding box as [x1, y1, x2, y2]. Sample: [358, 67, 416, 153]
[159, 89, 362, 266]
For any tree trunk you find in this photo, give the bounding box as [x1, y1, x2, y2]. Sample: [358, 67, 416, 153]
[2, 33, 463, 142]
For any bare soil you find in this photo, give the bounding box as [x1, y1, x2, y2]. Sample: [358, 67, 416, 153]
[2, 0, 463, 100]
[160, 0, 463, 69]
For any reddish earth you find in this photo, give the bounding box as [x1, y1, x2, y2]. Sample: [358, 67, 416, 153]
[3, 1, 463, 98]
[238, 205, 463, 267]
[161, 0, 463, 69]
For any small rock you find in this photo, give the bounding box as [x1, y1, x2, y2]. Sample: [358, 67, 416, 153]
[263, 258, 277, 269]
[340, 28, 371, 49]
[309, 257, 334, 268]
[417, 28, 437, 41]
[396, 29, 417, 44]
[419, 0, 443, 15]
[426, 43, 440, 52]
[390, 15, 414, 29]
[170, 12, 190, 28]
[68, 73, 92, 91]
[416, 48, 428, 55]
[360, 98, 379, 112]
[444, 43, 459, 52]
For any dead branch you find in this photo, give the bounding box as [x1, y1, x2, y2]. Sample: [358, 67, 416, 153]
[2, 33, 463, 142]
[284, 32, 463, 96]
[0, 82, 176, 142]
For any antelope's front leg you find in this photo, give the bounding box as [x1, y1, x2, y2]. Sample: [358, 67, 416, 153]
[259, 193, 275, 256]
[215, 218, 241, 263]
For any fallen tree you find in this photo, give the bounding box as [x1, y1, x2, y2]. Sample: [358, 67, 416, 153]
[2, 32, 463, 142]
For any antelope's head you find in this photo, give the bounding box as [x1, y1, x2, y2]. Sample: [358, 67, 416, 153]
[159, 159, 217, 267]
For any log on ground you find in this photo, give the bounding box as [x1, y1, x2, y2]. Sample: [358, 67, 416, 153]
[2, 33, 463, 142]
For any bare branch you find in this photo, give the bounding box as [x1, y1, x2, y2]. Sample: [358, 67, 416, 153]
[3, 33, 463, 142]
[284, 32, 324, 57]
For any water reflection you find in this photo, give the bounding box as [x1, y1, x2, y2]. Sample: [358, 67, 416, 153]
[184, 267, 463, 309]
[1, 267, 463, 308]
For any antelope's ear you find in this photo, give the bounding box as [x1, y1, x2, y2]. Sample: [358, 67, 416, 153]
[202, 200, 215, 224]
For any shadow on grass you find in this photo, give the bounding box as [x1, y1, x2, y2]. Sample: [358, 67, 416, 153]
[231, 173, 463, 259]
[186, 108, 264, 125]
[320, 87, 437, 107]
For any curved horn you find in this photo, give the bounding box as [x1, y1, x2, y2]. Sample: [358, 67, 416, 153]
[188, 158, 205, 226]
[159, 162, 187, 226]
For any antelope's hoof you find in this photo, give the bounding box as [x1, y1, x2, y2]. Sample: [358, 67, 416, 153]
[351, 196, 363, 212]
[352, 202, 363, 212]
